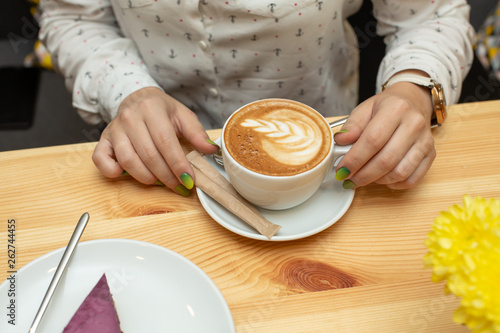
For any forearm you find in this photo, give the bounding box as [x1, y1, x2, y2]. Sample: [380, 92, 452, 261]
[39, 0, 161, 124]
[372, 0, 474, 105]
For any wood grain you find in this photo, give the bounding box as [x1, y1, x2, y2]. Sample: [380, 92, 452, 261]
[1, 101, 499, 332]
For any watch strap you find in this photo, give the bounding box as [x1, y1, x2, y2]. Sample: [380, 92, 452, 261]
[382, 73, 434, 90]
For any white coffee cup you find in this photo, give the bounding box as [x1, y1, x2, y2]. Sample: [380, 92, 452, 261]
[221, 99, 351, 210]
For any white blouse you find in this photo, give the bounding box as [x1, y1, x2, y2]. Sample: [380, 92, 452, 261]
[39, 0, 474, 129]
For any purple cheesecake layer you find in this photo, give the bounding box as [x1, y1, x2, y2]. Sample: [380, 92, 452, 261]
[63, 274, 122, 333]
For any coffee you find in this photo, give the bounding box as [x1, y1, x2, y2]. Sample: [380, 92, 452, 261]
[224, 99, 332, 176]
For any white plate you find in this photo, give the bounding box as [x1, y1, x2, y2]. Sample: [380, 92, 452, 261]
[197, 152, 355, 241]
[0, 239, 235, 333]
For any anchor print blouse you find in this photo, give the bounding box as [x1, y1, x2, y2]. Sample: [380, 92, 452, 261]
[39, 0, 474, 128]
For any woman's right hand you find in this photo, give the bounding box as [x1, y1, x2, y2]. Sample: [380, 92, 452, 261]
[92, 87, 219, 196]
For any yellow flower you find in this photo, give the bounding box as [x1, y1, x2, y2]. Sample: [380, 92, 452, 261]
[424, 196, 500, 333]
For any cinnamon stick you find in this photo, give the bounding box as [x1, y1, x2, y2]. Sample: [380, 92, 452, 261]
[187, 150, 281, 239]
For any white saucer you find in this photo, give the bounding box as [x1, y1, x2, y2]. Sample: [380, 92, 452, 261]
[0, 239, 234, 333]
[196, 153, 355, 241]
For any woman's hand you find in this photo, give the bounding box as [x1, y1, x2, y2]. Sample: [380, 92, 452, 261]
[334, 78, 436, 190]
[92, 87, 219, 196]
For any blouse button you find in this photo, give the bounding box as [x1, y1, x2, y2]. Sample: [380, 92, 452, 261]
[199, 41, 209, 51]
[208, 87, 219, 97]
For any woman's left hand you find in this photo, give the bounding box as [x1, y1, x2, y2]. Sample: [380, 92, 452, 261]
[333, 77, 436, 190]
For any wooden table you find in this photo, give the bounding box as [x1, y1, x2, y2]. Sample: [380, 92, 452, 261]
[1, 100, 499, 332]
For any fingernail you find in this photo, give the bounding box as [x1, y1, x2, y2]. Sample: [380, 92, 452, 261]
[334, 129, 349, 135]
[174, 184, 191, 197]
[206, 138, 220, 148]
[154, 180, 164, 186]
[336, 167, 350, 181]
[122, 170, 130, 176]
[180, 173, 194, 189]
[342, 180, 356, 189]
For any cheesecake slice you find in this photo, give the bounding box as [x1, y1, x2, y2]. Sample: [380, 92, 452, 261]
[63, 273, 122, 333]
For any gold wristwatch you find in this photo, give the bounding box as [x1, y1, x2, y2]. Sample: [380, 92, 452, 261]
[382, 74, 447, 128]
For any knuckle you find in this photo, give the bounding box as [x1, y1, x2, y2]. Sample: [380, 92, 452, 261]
[116, 150, 135, 170]
[139, 97, 156, 108]
[378, 151, 399, 171]
[404, 177, 420, 188]
[405, 113, 428, 135]
[117, 108, 136, 125]
[413, 115, 427, 132]
[139, 146, 158, 164]
[394, 98, 412, 113]
[140, 99, 161, 116]
[391, 164, 413, 183]
[363, 131, 385, 151]
[156, 131, 174, 148]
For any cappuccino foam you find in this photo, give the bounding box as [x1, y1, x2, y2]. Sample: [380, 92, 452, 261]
[224, 99, 332, 176]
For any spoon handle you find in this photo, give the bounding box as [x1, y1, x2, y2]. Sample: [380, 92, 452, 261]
[29, 212, 90, 333]
[329, 116, 349, 129]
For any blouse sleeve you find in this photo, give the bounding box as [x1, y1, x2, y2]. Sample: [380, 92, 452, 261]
[39, 0, 162, 124]
[372, 0, 475, 105]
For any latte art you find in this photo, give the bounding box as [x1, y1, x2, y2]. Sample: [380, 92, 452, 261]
[224, 99, 332, 176]
[240, 116, 323, 166]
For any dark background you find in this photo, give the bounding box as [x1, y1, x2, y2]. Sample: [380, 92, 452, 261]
[1, 0, 499, 151]
[0, 0, 101, 151]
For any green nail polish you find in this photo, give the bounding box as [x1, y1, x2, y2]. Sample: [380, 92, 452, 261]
[206, 138, 220, 148]
[122, 170, 130, 176]
[336, 167, 350, 181]
[174, 184, 191, 197]
[334, 129, 349, 135]
[342, 180, 356, 189]
[180, 173, 194, 189]
[154, 180, 164, 186]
